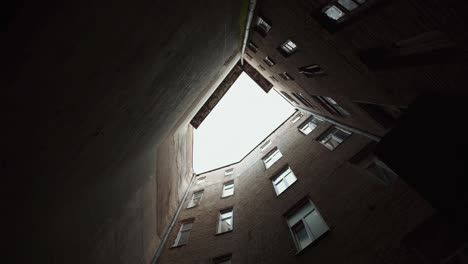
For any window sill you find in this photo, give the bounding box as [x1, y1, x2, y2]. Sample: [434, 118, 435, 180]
[215, 230, 233, 236]
[221, 194, 233, 199]
[170, 244, 186, 249]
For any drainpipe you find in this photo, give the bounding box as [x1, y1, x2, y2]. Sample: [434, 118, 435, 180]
[296, 106, 382, 142]
[151, 173, 196, 264]
[240, 0, 257, 66]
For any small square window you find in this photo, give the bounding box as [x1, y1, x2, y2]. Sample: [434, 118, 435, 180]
[262, 147, 283, 169]
[299, 65, 326, 78]
[173, 220, 193, 247]
[187, 190, 204, 208]
[213, 254, 232, 264]
[218, 208, 233, 233]
[255, 17, 271, 36]
[279, 72, 294, 81]
[298, 116, 323, 135]
[279, 40, 298, 56]
[259, 139, 272, 152]
[272, 167, 297, 195]
[264, 56, 276, 67]
[323, 5, 345, 21]
[286, 199, 329, 251]
[225, 168, 234, 176]
[291, 112, 304, 123]
[280, 91, 299, 105]
[292, 92, 316, 109]
[318, 126, 352, 150]
[196, 176, 206, 184]
[248, 41, 258, 53]
[222, 181, 234, 197]
[337, 0, 359, 11]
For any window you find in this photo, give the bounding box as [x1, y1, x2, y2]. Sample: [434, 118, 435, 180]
[255, 16, 271, 37]
[279, 72, 294, 81]
[299, 65, 326, 78]
[280, 91, 299, 105]
[248, 41, 258, 53]
[313, 96, 350, 116]
[187, 190, 204, 208]
[318, 126, 352, 150]
[217, 208, 233, 233]
[298, 115, 323, 135]
[213, 254, 232, 264]
[269, 75, 279, 82]
[245, 52, 253, 59]
[173, 220, 193, 247]
[366, 158, 399, 185]
[286, 199, 329, 251]
[262, 147, 283, 169]
[259, 139, 272, 152]
[291, 112, 304, 123]
[263, 56, 276, 67]
[272, 167, 297, 195]
[225, 168, 234, 176]
[196, 176, 206, 184]
[292, 92, 316, 109]
[322, 0, 367, 22]
[278, 39, 298, 56]
[258, 64, 266, 71]
[222, 181, 234, 197]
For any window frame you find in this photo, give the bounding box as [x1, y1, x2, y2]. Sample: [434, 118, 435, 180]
[278, 39, 298, 57]
[298, 115, 324, 135]
[173, 220, 194, 247]
[263, 56, 276, 67]
[262, 147, 283, 169]
[217, 208, 234, 234]
[187, 189, 204, 208]
[318, 126, 352, 150]
[285, 199, 330, 252]
[271, 166, 298, 196]
[221, 180, 235, 198]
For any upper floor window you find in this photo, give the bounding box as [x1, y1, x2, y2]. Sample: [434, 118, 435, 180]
[225, 168, 234, 176]
[366, 158, 399, 185]
[278, 39, 298, 57]
[291, 111, 304, 123]
[255, 17, 272, 37]
[299, 65, 326, 78]
[313, 96, 350, 116]
[280, 91, 299, 105]
[259, 139, 272, 152]
[318, 126, 352, 150]
[298, 115, 324, 135]
[272, 166, 297, 195]
[264, 56, 276, 67]
[217, 208, 234, 233]
[286, 199, 329, 251]
[262, 147, 283, 169]
[292, 92, 316, 109]
[279, 72, 294, 81]
[173, 220, 193, 247]
[323, 0, 367, 22]
[187, 190, 204, 208]
[222, 181, 235, 197]
[213, 254, 232, 264]
[248, 41, 258, 53]
[196, 176, 206, 184]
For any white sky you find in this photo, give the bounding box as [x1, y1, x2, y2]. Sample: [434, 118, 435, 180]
[193, 72, 295, 173]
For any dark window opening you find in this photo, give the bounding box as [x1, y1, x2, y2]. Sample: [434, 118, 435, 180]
[264, 56, 276, 67]
[248, 41, 259, 53]
[255, 16, 272, 37]
[356, 102, 402, 129]
[312, 96, 350, 116]
[299, 65, 326, 78]
[279, 72, 294, 81]
[280, 91, 299, 105]
[292, 92, 316, 109]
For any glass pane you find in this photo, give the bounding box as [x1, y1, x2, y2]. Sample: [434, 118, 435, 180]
[219, 217, 233, 232]
[264, 149, 283, 169]
[293, 222, 313, 250]
[304, 210, 329, 239]
[324, 5, 345, 20]
[177, 230, 190, 245]
[223, 188, 234, 197]
[284, 171, 297, 187]
[338, 0, 359, 11]
[181, 223, 192, 231]
[287, 201, 314, 226]
[275, 180, 287, 195]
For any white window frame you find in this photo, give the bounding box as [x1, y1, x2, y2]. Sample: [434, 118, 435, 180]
[298, 115, 324, 135]
[262, 147, 283, 169]
[222, 181, 235, 198]
[217, 208, 234, 233]
[173, 221, 193, 247]
[280, 39, 298, 55]
[286, 199, 329, 251]
[318, 126, 352, 150]
[225, 168, 234, 176]
[187, 190, 204, 208]
[291, 112, 304, 123]
[272, 167, 298, 196]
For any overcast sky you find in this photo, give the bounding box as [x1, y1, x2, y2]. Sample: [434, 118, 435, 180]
[193, 72, 295, 173]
